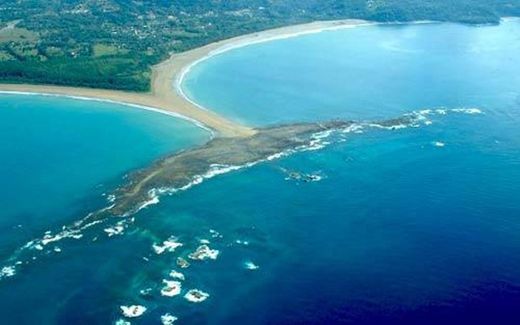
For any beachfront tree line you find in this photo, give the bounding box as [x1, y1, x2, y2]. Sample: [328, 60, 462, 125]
[0, 0, 519, 91]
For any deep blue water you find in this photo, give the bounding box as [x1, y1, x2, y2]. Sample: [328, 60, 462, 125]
[1, 19, 520, 325]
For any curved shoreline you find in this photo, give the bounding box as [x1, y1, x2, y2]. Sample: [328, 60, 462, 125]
[173, 19, 376, 114]
[174, 20, 440, 113]
[0, 19, 374, 137]
[0, 90, 215, 136]
[0, 18, 512, 137]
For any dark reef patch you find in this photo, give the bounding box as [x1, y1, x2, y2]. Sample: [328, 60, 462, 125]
[110, 120, 354, 215]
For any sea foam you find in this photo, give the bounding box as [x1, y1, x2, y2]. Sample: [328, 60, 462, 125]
[153, 236, 183, 254]
[161, 280, 182, 297]
[120, 305, 147, 318]
[184, 289, 210, 303]
[161, 313, 178, 325]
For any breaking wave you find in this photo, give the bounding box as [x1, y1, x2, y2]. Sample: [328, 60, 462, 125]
[0, 107, 483, 281]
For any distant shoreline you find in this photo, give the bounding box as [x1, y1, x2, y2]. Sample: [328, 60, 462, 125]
[0, 18, 428, 137]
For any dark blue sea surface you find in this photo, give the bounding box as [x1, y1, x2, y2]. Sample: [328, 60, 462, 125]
[1, 19, 520, 325]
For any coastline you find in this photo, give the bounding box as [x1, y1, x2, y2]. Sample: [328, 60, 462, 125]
[0, 90, 215, 136]
[0, 19, 372, 137]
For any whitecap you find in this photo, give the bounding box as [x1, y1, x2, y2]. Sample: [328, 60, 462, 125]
[120, 305, 147, 318]
[139, 288, 152, 296]
[153, 236, 183, 254]
[209, 229, 221, 238]
[244, 261, 260, 270]
[188, 245, 219, 261]
[161, 313, 178, 325]
[184, 289, 210, 303]
[169, 270, 185, 281]
[367, 123, 409, 131]
[104, 224, 125, 237]
[161, 280, 182, 297]
[451, 108, 483, 114]
[0, 266, 16, 279]
[133, 193, 160, 214]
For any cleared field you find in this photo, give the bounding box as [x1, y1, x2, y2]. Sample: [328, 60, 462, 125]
[0, 27, 37, 44]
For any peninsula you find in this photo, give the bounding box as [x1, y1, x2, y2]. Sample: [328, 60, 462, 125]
[0, 19, 367, 137]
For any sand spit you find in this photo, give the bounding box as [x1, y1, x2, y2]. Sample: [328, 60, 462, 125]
[0, 19, 372, 137]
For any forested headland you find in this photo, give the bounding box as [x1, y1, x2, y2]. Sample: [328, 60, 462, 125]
[1, 0, 518, 91]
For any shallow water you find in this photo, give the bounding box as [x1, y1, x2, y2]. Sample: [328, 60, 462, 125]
[0, 93, 208, 262]
[1, 19, 520, 325]
[182, 20, 520, 125]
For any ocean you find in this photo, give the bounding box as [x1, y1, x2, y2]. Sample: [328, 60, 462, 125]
[1, 19, 520, 324]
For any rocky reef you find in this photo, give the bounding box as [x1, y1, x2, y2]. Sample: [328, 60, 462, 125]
[109, 120, 354, 216]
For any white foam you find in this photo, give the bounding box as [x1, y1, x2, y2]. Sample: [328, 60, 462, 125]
[235, 239, 249, 246]
[161, 280, 182, 297]
[149, 162, 260, 208]
[0, 266, 16, 279]
[153, 236, 183, 254]
[184, 289, 210, 303]
[199, 239, 210, 244]
[267, 151, 292, 161]
[368, 122, 409, 131]
[188, 245, 219, 261]
[134, 194, 160, 214]
[120, 305, 147, 318]
[161, 313, 178, 325]
[341, 124, 364, 134]
[139, 288, 152, 296]
[433, 141, 446, 147]
[307, 174, 323, 182]
[146, 127, 348, 209]
[107, 194, 116, 203]
[169, 270, 185, 281]
[115, 319, 131, 325]
[104, 224, 125, 237]
[451, 108, 483, 115]
[209, 229, 221, 238]
[37, 222, 90, 250]
[244, 261, 260, 270]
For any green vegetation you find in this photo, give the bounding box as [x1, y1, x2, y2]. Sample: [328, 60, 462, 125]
[0, 0, 518, 91]
[93, 44, 128, 57]
[0, 27, 38, 44]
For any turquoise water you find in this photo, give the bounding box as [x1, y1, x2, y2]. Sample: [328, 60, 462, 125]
[183, 20, 520, 125]
[0, 94, 208, 267]
[1, 19, 520, 324]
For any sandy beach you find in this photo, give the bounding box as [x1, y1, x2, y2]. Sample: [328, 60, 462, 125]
[0, 19, 368, 137]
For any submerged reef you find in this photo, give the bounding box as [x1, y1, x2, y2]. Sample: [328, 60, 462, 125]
[109, 120, 355, 215]
[1, 114, 425, 278]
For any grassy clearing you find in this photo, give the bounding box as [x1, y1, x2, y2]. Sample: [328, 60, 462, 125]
[93, 43, 129, 57]
[0, 27, 38, 44]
